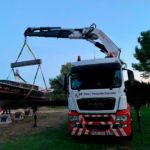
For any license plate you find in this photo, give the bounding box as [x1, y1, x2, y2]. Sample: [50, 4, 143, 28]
[91, 131, 106, 135]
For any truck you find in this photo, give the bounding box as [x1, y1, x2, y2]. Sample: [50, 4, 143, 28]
[24, 24, 134, 138]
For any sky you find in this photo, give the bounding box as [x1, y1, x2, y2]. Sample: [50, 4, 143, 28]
[0, 0, 150, 87]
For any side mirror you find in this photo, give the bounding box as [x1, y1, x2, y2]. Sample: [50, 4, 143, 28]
[127, 70, 135, 87]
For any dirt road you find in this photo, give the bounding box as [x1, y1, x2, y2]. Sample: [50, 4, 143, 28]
[0, 107, 68, 142]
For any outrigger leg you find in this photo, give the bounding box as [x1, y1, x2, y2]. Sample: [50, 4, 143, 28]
[32, 105, 38, 128]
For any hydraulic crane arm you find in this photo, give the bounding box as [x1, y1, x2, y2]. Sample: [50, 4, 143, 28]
[24, 24, 120, 57]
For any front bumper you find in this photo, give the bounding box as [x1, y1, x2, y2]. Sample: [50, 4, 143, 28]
[68, 109, 132, 137]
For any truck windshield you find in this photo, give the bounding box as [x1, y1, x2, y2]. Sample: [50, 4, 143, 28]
[71, 63, 122, 90]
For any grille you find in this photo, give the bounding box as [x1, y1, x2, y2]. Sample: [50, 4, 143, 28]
[77, 98, 115, 111]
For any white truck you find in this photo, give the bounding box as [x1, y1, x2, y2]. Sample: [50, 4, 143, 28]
[24, 24, 134, 138]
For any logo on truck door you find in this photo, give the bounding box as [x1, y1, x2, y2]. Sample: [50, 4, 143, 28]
[75, 92, 83, 98]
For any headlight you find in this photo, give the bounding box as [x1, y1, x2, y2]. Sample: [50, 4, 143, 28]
[116, 115, 127, 122]
[68, 115, 79, 122]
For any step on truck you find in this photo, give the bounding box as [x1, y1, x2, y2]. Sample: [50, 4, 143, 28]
[24, 24, 135, 138]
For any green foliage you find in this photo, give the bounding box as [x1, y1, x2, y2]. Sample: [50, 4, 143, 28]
[132, 30, 150, 78]
[49, 62, 72, 100]
[50, 75, 63, 90]
[61, 62, 72, 76]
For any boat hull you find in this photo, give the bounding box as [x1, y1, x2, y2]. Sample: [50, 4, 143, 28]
[0, 80, 48, 108]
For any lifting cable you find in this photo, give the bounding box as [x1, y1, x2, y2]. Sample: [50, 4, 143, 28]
[6, 38, 27, 80]
[25, 39, 48, 90]
[7, 37, 48, 93]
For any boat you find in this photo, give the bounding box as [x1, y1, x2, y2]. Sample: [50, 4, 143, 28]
[0, 80, 49, 108]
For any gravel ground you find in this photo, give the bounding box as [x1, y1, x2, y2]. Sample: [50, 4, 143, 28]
[0, 107, 68, 142]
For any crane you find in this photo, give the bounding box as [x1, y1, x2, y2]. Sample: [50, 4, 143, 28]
[24, 24, 134, 138]
[24, 24, 120, 58]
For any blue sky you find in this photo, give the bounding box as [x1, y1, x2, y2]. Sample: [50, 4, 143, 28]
[0, 0, 150, 87]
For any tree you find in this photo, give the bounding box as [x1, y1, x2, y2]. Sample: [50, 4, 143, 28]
[61, 62, 72, 76]
[132, 30, 150, 79]
[49, 62, 72, 100]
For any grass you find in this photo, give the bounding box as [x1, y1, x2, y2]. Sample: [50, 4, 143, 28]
[0, 107, 150, 150]
[132, 107, 150, 150]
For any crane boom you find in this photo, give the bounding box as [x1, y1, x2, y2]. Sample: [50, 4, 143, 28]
[24, 24, 120, 57]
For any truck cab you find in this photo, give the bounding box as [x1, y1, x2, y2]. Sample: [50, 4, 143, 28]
[67, 57, 133, 137]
